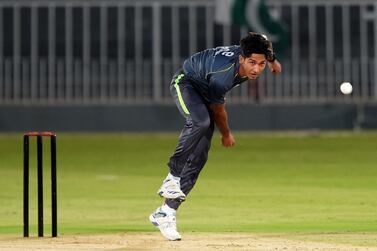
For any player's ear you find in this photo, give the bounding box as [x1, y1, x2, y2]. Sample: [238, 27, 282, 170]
[239, 55, 245, 64]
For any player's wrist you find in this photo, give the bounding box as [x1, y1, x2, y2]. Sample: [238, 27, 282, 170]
[267, 52, 276, 63]
[221, 131, 231, 137]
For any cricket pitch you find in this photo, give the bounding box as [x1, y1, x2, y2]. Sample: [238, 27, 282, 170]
[0, 232, 376, 251]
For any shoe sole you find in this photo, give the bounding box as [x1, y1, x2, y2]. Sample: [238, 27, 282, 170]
[158, 190, 186, 202]
[149, 214, 181, 241]
[149, 214, 159, 226]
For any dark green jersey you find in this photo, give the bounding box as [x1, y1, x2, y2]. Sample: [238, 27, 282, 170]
[182, 45, 248, 104]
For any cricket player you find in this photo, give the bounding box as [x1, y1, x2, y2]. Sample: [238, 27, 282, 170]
[149, 32, 282, 240]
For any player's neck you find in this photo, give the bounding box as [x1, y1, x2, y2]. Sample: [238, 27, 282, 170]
[238, 65, 246, 78]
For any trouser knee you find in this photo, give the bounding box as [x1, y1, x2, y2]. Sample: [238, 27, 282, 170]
[192, 117, 211, 133]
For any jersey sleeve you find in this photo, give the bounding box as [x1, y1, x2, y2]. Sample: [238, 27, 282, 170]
[208, 80, 226, 104]
[207, 67, 235, 104]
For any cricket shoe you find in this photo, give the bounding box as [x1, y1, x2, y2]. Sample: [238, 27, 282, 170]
[157, 175, 186, 201]
[149, 206, 181, 241]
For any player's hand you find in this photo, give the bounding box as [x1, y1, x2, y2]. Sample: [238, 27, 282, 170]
[221, 133, 235, 147]
[268, 60, 282, 74]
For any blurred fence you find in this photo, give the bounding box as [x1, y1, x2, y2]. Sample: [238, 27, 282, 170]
[0, 0, 376, 104]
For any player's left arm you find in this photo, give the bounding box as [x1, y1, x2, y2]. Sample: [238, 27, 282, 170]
[268, 59, 282, 74]
[266, 40, 282, 74]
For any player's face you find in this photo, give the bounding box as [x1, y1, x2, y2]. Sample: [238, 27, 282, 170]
[239, 53, 267, 80]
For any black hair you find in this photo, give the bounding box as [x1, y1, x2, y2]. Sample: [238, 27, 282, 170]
[240, 32, 274, 61]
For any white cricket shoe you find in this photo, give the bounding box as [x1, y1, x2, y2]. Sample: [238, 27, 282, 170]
[157, 174, 186, 201]
[149, 206, 181, 241]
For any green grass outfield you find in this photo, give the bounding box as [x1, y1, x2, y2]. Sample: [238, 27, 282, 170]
[0, 131, 376, 246]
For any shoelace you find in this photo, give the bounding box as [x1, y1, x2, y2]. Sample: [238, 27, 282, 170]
[166, 180, 181, 191]
[166, 179, 179, 186]
[161, 216, 177, 230]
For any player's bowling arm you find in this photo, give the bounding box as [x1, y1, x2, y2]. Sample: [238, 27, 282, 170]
[210, 104, 230, 136]
[210, 104, 235, 147]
